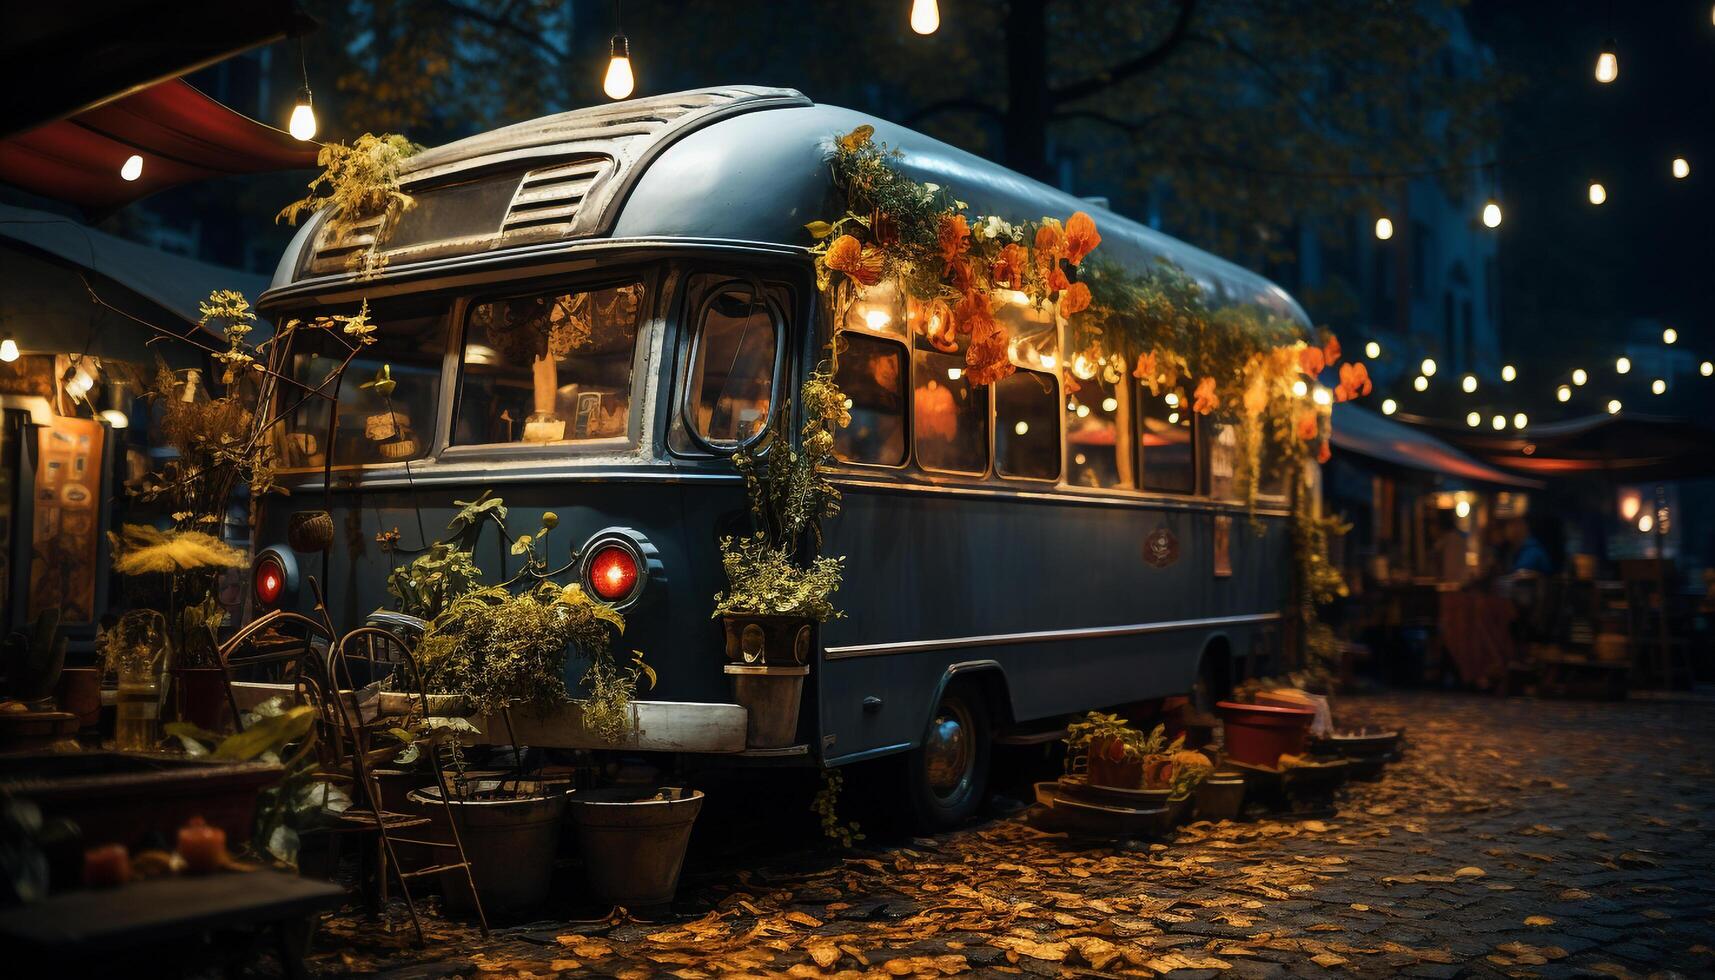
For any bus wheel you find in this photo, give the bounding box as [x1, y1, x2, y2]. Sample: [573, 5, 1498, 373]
[1192, 648, 1233, 715]
[904, 687, 991, 831]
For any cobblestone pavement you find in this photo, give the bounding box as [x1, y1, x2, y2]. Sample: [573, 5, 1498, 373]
[305, 693, 1714, 978]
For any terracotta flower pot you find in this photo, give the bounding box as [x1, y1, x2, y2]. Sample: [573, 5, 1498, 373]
[1217, 701, 1314, 769]
[1085, 737, 1143, 789]
[721, 614, 813, 666]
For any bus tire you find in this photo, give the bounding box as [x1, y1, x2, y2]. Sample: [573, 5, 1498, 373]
[903, 685, 991, 831]
[1192, 643, 1234, 714]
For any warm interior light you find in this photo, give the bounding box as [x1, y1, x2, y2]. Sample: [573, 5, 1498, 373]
[1167, 411, 1180, 424]
[1638, 514, 1654, 533]
[909, 0, 940, 34]
[1413, 375, 1429, 392]
[1572, 368, 1588, 385]
[99, 408, 129, 429]
[1594, 44, 1618, 84]
[1501, 364, 1516, 382]
[1663, 327, 1678, 344]
[1455, 500, 1471, 519]
[1461, 374, 1477, 393]
[1481, 201, 1502, 228]
[288, 100, 317, 141]
[1652, 378, 1667, 395]
[1615, 356, 1631, 374]
[1381, 398, 1398, 415]
[1607, 399, 1622, 414]
[1164, 392, 1180, 407]
[1291, 379, 1308, 397]
[120, 154, 143, 181]
[1513, 413, 1528, 429]
[587, 545, 639, 602]
[1075, 404, 1090, 418]
[1702, 361, 1713, 377]
[603, 35, 635, 100]
[1556, 385, 1571, 402]
[1365, 340, 1381, 359]
[1672, 157, 1690, 179]
[946, 367, 962, 381]
[1374, 217, 1394, 240]
[863, 309, 892, 331]
[1620, 492, 1641, 520]
[0, 336, 17, 362]
[1312, 386, 1332, 406]
[1101, 397, 1118, 413]
[1421, 357, 1438, 377]
[1588, 181, 1607, 205]
[1491, 415, 1506, 430]
[1013, 421, 1029, 436]
[1466, 411, 1481, 427]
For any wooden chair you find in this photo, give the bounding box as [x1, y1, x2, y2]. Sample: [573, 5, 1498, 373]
[216, 609, 337, 732]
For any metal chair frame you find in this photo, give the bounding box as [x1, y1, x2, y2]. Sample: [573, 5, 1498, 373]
[216, 608, 337, 732]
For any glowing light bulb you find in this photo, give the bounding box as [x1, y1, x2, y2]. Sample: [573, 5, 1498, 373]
[1014, 420, 1029, 436]
[1556, 385, 1571, 402]
[1663, 327, 1678, 344]
[603, 35, 635, 100]
[1482, 200, 1502, 228]
[1607, 399, 1622, 414]
[1616, 356, 1631, 374]
[1491, 414, 1506, 431]
[1594, 43, 1618, 84]
[288, 99, 317, 141]
[0, 336, 16, 362]
[1421, 358, 1437, 377]
[1381, 398, 1398, 415]
[1652, 378, 1667, 395]
[1588, 181, 1607, 205]
[1672, 157, 1690, 180]
[910, 0, 940, 34]
[1413, 375, 1429, 392]
[1374, 216, 1394, 240]
[1076, 404, 1090, 418]
[99, 408, 129, 429]
[1101, 397, 1118, 413]
[1312, 386, 1332, 406]
[1455, 500, 1471, 518]
[863, 309, 891, 330]
[1501, 364, 1516, 382]
[1074, 453, 1087, 465]
[1291, 379, 1308, 397]
[1164, 392, 1180, 407]
[1572, 368, 1588, 386]
[1702, 361, 1713, 377]
[1513, 413, 1528, 429]
[1638, 514, 1654, 533]
[946, 367, 962, 381]
[1461, 374, 1477, 393]
[1168, 411, 1180, 424]
[120, 154, 143, 181]
[1466, 411, 1480, 427]
[1365, 340, 1381, 359]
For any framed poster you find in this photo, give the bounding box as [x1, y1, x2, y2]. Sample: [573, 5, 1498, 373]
[29, 417, 104, 624]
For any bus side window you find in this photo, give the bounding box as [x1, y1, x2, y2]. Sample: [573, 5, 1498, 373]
[995, 370, 1060, 480]
[1208, 421, 1240, 500]
[832, 332, 908, 465]
[913, 341, 988, 475]
[687, 279, 780, 447]
[1138, 382, 1196, 493]
[1066, 372, 1132, 488]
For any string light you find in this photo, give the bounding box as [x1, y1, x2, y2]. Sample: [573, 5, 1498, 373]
[1456, 499, 1472, 518]
[1491, 414, 1506, 431]
[1501, 364, 1516, 382]
[120, 154, 143, 181]
[1466, 411, 1481, 427]
[1607, 399, 1622, 414]
[909, 0, 940, 34]
[1594, 40, 1618, 84]
[1461, 374, 1477, 393]
[1291, 379, 1308, 397]
[1652, 378, 1667, 395]
[1639, 513, 1654, 533]
[1482, 200, 1503, 228]
[1164, 392, 1180, 407]
[1673, 157, 1691, 179]
[1101, 396, 1118, 412]
[1374, 216, 1394, 240]
[1513, 413, 1528, 429]
[1662, 327, 1678, 344]
[1572, 368, 1588, 385]
[1014, 421, 1030, 436]
[1615, 356, 1631, 374]
[603, 25, 635, 100]
[1365, 340, 1381, 359]
[1588, 181, 1607, 205]
[1381, 398, 1398, 415]
[287, 38, 317, 141]
[1413, 375, 1429, 391]
[1702, 361, 1713, 377]
[1556, 385, 1571, 402]
[1420, 358, 1437, 377]
[0, 335, 16, 362]
[1312, 386, 1333, 406]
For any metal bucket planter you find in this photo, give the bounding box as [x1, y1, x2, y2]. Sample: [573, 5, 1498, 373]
[1194, 772, 1247, 821]
[408, 780, 568, 916]
[720, 614, 813, 665]
[724, 664, 807, 748]
[567, 786, 703, 910]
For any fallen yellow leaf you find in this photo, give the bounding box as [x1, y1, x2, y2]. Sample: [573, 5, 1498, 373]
[1454, 866, 1485, 878]
[1525, 916, 1554, 927]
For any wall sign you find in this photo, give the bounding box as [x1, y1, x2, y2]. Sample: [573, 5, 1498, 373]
[1143, 526, 1179, 568]
[29, 417, 104, 624]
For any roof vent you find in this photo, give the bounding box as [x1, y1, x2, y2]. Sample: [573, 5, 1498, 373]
[500, 157, 612, 242]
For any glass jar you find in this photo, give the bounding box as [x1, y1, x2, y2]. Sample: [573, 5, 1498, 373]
[112, 610, 169, 752]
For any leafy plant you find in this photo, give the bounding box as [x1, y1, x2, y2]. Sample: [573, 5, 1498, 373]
[1064, 711, 1151, 768]
[386, 542, 484, 621]
[713, 371, 848, 621]
[277, 133, 421, 279]
[811, 769, 864, 848]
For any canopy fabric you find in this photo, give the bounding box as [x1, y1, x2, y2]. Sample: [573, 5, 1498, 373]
[1439, 413, 1715, 482]
[0, 202, 268, 362]
[1330, 403, 1541, 488]
[0, 78, 317, 212]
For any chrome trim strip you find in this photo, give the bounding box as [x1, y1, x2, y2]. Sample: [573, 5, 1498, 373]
[831, 474, 1291, 517]
[824, 741, 914, 767]
[823, 611, 1283, 660]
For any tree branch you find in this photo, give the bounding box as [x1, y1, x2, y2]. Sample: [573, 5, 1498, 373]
[1052, 108, 1200, 138]
[431, 0, 568, 62]
[1050, 0, 1198, 105]
[905, 98, 1004, 127]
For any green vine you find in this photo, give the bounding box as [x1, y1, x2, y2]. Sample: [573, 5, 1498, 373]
[811, 769, 863, 847]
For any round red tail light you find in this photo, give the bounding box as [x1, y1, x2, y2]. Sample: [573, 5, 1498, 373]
[254, 556, 285, 607]
[587, 545, 639, 603]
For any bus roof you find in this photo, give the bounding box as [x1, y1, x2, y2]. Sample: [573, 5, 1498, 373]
[268, 86, 1309, 329]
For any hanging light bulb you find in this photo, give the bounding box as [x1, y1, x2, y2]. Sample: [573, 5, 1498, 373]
[1461, 374, 1478, 393]
[1466, 411, 1481, 427]
[1481, 200, 1503, 228]
[909, 0, 940, 34]
[1607, 398, 1622, 414]
[99, 408, 129, 429]
[603, 34, 635, 100]
[1663, 327, 1678, 344]
[1594, 41, 1618, 84]
[1491, 414, 1506, 431]
[288, 90, 317, 141]
[1374, 216, 1394, 240]
[1702, 361, 1713, 377]
[1381, 398, 1398, 416]
[1588, 181, 1607, 205]
[1557, 384, 1572, 402]
[0, 335, 17, 362]
[1365, 340, 1381, 359]
[1421, 357, 1438, 377]
[1572, 368, 1588, 386]
[1413, 375, 1429, 392]
[1501, 364, 1516, 382]
[1513, 413, 1528, 429]
[1652, 378, 1667, 395]
[1672, 157, 1691, 179]
[120, 154, 143, 181]
[1616, 356, 1631, 374]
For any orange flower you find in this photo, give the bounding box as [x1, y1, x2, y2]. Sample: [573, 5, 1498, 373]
[1335, 362, 1372, 401]
[915, 297, 958, 353]
[1242, 377, 1268, 416]
[949, 256, 977, 296]
[1193, 376, 1219, 415]
[1034, 218, 1065, 263]
[1132, 351, 1157, 384]
[826, 234, 883, 285]
[992, 242, 1029, 289]
[1058, 281, 1092, 317]
[1046, 265, 1071, 293]
[1297, 410, 1320, 442]
[965, 332, 1015, 386]
[1063, 211, 1101, 265]
[1323, 334, 1342, 367]
[1317, 440, 1332, 464]
[938, 214, 970, 273]
[1298, 344, 1326, 378]
[953, 290, 995, 336]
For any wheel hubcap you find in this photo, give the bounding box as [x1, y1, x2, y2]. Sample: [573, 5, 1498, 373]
[924, 700, 973, 802]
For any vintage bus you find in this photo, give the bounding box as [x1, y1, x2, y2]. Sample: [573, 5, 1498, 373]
[251, 86, 1302, 828]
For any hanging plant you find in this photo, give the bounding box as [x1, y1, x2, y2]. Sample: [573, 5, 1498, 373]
[277, 133, 422, 278]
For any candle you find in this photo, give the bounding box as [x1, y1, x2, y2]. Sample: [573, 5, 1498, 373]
[83, 843, 131, 887]
[176, 817, 227, 874]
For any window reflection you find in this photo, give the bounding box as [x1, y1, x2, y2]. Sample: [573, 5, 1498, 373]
[1139, 387, 1195, 493]
[914, 344, 987, 474]
[1208, 422, 1240, 501]
[833, 333, 907, 465]
[454, 282, 643, 446]
[1067, 375, 1131, 488]
[688, 280, 778, 446]
[995, 370, 1060, 480]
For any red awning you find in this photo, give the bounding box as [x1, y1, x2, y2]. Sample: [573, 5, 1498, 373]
[1330, 404, 1542, 488]
[0, 78, 317, 212]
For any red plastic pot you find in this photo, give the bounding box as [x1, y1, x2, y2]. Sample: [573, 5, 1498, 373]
[1085, 737, 1144, 789]
[1217, 701, 1314, 768]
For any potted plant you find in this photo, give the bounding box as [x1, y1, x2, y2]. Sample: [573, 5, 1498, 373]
[1063, 712, 1149, 789]
[566, 785, 704, 911]
[712, 371, 847, 748]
